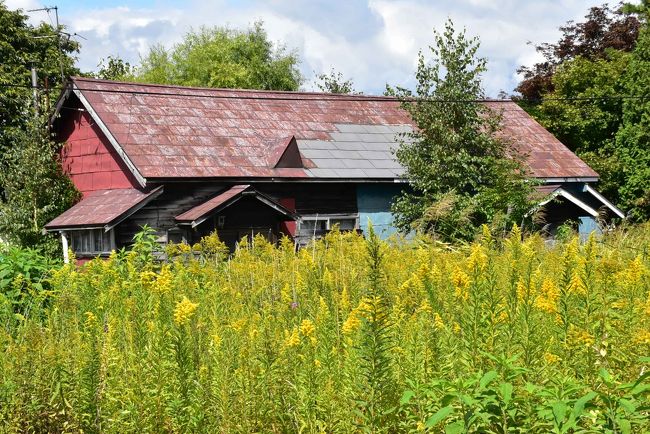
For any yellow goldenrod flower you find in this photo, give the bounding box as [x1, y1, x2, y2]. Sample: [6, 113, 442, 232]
[139, 271, 157, 289]
[481, 224, 493, 245]
[230, 318, 247, 332]
[342, 311, 361, 335]
[451, 268, 470, 300]
[544, 352, 560, 364]
[178, 242, 192, 254]
[173, 296, 199, 326]
[284, 328, 300, 348]
[468, 244, 488, 271]
[212, 332, 222, 349]
[300, 319, 315, 337]
[83, 311, 97, 329]
[516, 278, 528, 302]
[155, 265, 173, 294]
[433, 312, 445, 330]
[633, 329, 650, 345]
[417, 299, 433, 315]
[626, 256, 646, 285]
[317, 297, 330, 321]
[340, 286, 350, 312]
[535, 278, 559, 314]
[567, 326, 595, 348]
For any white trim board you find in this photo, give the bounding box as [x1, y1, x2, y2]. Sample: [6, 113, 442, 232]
[583, 184, 626, 219]
[538, 188, 599, 217]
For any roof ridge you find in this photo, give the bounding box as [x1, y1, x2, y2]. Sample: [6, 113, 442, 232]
[70, 76, 395, 99]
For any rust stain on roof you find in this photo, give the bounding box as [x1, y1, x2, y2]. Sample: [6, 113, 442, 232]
[175, 185, 250, 223]
[45, 187, 161, 229]
[71, 77, 598, 180]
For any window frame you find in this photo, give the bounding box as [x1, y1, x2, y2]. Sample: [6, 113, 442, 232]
[66, 228, 116, 256]
[298, 213, 359, 232]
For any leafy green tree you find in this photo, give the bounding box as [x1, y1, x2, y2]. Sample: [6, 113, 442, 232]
[96, 55, 135, 81]
[615, 1, 650, 220]
[0, 3, 80, 255]
[389, 20, 533, 241]
[517, 1, 650, 220]
[516, 4, 640, 100]
[520, 51, 630, 205]
[315, 68, 357, 94]
[134, 22, 302, 90]
[0, 117, 80, 256]
[0, 2, 79, 130]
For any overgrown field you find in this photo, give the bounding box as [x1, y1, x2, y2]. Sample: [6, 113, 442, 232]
[1, 225, 649, 433]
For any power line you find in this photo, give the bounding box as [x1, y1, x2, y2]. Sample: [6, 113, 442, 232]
[0, 81, 649, 104]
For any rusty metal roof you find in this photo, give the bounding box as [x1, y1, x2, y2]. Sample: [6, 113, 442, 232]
[175, 185, 251, 224]
[45, 187, 162, 230]
[68, 77, 598, 181]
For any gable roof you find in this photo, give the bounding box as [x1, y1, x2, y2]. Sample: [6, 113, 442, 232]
[58, 77, 598, 183]
[44, 187, 163, 230]
[175, 185, 298, 228]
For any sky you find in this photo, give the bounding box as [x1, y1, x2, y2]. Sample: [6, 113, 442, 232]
[5, 0, 619, 96]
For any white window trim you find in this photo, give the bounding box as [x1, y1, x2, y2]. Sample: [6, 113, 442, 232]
[299, 213, 359, 231]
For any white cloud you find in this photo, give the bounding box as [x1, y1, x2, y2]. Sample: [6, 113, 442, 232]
[4, 0, 620, 96]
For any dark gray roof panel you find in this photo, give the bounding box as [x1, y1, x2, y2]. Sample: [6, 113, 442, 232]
[299, 123, 412, 179]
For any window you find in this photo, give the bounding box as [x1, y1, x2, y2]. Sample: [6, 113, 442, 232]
[299, 214, 358, 234]
[69, 229, 114, 255]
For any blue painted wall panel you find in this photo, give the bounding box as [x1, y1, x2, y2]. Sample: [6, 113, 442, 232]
[578, 216, 602, 241]
[356, 184, 403, 238]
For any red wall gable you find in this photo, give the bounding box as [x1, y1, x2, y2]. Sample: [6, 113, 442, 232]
[58, 101, 139, 197]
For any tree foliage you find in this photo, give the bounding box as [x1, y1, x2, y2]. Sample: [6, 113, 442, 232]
[0, 3, 81, 255]
[390, 21, 533, 241]
[315, 68, 358, 94]
[516, 4, 640, 100]
[0, 117, 80, 256]
[0, 2, 79, 130]
[96, 55, 135, 81]
[132, 22, 302, 90]
[517, 2, 650, 221]
[615, 1, 650, 220]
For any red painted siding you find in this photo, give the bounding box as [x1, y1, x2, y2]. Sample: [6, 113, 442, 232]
[58, 101, 139, 197]
[279, 197, 296, 236]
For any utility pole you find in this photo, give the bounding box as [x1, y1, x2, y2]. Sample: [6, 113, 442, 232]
[31, 64, 39, 115]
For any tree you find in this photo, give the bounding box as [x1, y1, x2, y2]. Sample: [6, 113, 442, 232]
[615, 0, 650, 220]
[516, 1, 650, 220]
[0, 3, 80, 255]
[0, 118, 80, 256]
[0, 2, 79, 131]
[96, 55, 135, 81]
[516, 4, 640, 100]
[133, 22, 302, 90]
[390, 20, 533, 241]
[521, 51, 630, 205]
[315, 68, 358, 94]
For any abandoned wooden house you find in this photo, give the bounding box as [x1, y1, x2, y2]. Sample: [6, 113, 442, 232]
[44, 77, 624, 260]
